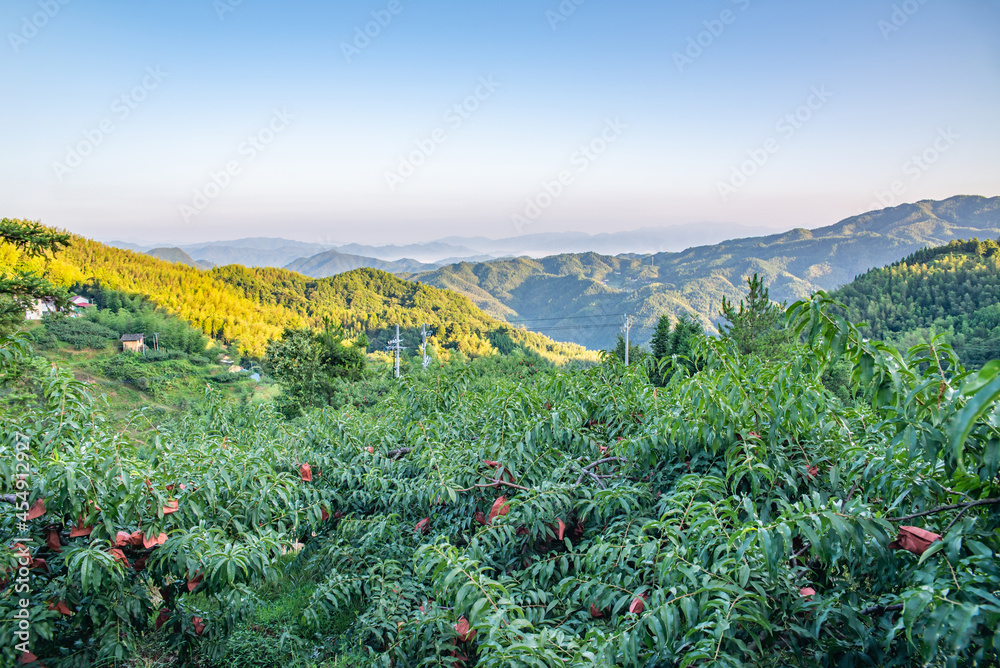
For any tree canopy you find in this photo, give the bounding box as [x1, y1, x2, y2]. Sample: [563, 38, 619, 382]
[719, 273, 793, 359]
[264, 321, 367, 416]
[834, 237, 1000, 367]
[0, 219, 71, 335]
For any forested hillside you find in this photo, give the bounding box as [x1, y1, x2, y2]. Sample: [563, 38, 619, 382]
[415, 196, 1000, 349]
[6, 232, 299, 353]
[834, 237, 1000, 367]
[210, 264, 595, 363]
[1, 223, 594, 363]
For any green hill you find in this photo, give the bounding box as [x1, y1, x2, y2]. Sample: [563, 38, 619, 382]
[833, 237, 1000, 367]
[2, 225, 594, 363]
[413, 196, 1000, 349]
[208, 264, 596, 364]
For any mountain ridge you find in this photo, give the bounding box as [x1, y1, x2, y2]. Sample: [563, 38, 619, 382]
[412, 196, 1000, 349]
[102, 221, 778, 269]
[284, 250, 436, 277]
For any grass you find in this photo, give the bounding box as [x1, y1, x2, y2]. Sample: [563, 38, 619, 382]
[199, 557, 367, 668]
[21, 321, 277, 425]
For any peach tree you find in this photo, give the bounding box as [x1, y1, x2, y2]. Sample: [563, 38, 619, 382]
[3, 288, 1000, 666]
[286, 293, 1000, 666]
[0, 334, 332, 667]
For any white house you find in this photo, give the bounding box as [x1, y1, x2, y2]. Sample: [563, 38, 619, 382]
[25, 295, 94, 321]
[70, 296, 94, 312]
[25, 299, 58, 321]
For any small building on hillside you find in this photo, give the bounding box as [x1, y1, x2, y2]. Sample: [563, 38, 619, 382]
[70, 296, 93, 316]
[25, 299, 58, 321]
[25, 295, 93, 320]
[120, 333, 145, 353]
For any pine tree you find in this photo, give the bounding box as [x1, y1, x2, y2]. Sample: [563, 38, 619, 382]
[0, 218, 71, 335]
[649, 313, 704, 385]
[719, 274, 793, 359]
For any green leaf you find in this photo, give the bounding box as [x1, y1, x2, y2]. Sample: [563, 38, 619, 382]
[950, 373, 1000, 457]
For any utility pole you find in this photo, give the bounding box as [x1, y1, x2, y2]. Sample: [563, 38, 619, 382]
[394, 325, 400, 378]
[622, 315, 632, 366]
[386, 325, 406, 379]
[421, 324, 431, 370]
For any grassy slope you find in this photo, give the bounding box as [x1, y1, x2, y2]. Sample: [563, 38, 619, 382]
[23, 322, 276, 424]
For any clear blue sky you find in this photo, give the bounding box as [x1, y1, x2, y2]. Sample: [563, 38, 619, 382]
[1, 0, 998, 245]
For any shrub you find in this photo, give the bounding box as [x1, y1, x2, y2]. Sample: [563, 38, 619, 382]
[100, 352, 144, 382]
[43, 317, 118, 349]
[190, 355, 210, 366]
[0, 377, 316, 667]
[141, 349, 170, 363]
[27, 326, 57, 350]
[99, 353, 166, 395]
[211, 627, 291, 668]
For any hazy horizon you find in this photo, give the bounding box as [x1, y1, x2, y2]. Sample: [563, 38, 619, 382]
[94, 218, 779, 249]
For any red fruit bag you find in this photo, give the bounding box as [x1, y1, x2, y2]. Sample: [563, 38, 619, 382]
[888, 526, 941, 556]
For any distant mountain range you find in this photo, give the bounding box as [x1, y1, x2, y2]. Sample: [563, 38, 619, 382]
[107, 221, 773, 274]
[329, 222, 773, 263]
[411, 195, 1000, 349]
[111, 238, 331, 269]
[107, 196, 1000, 351]
[33, 233, 595, 363]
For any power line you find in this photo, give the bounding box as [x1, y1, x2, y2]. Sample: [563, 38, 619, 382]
[522, 324, 655, 333]
[504, 313, 629, 324]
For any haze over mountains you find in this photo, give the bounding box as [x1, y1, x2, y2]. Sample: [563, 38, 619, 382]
[112, 196, 1000, 351]
[111, 221, 773, 271]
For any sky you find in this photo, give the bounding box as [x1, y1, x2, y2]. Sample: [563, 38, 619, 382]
[1, 0, 998, 246]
